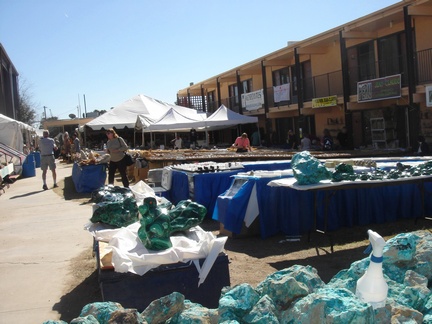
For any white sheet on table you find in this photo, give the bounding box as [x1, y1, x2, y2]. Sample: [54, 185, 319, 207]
[86, 222, 227, 285]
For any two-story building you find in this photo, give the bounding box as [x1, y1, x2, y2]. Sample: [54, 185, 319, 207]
[0, 43, 19, 119]
[177, 0, 432, 151]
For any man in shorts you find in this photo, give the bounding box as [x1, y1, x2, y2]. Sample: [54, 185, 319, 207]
[38, 130, 58, 190]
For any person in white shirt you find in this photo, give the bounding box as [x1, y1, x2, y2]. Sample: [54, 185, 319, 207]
[38, 130, 58, 190]
[300, 134, 312, 151]
[171, 135, 182, 149]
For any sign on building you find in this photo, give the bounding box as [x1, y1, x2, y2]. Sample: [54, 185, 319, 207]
[312, 95, 337, 108]
[241, 89, 264, 111]
[357, 74, 401, 103]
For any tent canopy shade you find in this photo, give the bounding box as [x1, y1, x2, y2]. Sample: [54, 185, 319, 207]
[86, 94, 202, 131]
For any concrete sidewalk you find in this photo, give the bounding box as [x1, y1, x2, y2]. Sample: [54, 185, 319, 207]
[0, 161, 94, 323]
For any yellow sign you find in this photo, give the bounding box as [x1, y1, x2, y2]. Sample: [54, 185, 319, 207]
[312, 95, 337, 108]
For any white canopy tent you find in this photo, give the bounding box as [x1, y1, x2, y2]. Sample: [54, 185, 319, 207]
[0, 113, 36, 153]
[200, 105, 258, 130]
[146, 108, 207, 132]
[136, 104, 258, 147]
[85, 94, 173, 130]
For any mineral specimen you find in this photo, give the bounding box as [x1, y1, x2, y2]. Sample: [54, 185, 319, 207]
[90, 185, 139, 227]
[291, 151, 332, 185]
[137, 197, 206, 250]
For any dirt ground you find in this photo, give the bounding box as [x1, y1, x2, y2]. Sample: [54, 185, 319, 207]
[52, 170, 432, 321]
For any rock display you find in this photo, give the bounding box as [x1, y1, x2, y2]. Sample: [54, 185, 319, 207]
[44, 230, 432, 323]
[332, 160, 432, 182]
[90, 185, 139, 227]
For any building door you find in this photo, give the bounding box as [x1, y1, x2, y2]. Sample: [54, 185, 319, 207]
[352, 111, 363, 148]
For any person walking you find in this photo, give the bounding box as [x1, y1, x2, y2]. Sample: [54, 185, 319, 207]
[106, 128, 130, 188]
[38, 129, 58, 190]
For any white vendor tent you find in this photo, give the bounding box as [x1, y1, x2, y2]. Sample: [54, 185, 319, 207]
[86, 94, 173, 130]
[146, 108, 207, 132]
[200, 105, 258, 130]
[0, 113, 36, 153]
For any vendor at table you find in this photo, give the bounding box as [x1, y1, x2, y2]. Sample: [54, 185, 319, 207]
[106, 128, 129, 187]
[232, 133, 251, 153]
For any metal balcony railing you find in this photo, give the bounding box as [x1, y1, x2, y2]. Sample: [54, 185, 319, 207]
[416, 48, 432, 84]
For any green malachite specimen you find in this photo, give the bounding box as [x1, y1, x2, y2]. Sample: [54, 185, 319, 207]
[291, 151, 332, 185]
[138, 198, 207, 251]
[90, 185, 139, 227]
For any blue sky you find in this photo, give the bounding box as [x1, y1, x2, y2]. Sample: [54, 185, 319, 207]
[1, 0, 400, 122]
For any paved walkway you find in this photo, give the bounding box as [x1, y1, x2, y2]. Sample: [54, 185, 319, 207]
[0, 161, 94, 323]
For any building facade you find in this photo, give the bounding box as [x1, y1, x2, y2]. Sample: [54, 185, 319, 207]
[0, 44, 19, 119]
[177, 0, 432, 150]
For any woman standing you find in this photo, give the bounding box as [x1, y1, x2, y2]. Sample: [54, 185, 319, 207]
[106, 128, 129, 187]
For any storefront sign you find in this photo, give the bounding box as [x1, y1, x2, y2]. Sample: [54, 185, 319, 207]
[426, 85, 432, 107]
[312, 95, 337, 108]
[273, 83, 290, 103]
[357, 74, 401, 103]
[241, 89, 264, 111]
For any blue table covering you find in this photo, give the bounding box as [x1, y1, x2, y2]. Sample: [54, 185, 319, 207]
[214, 176, 431, 239]
[72, 163, 107, 193]
[169, 160, 292, 217]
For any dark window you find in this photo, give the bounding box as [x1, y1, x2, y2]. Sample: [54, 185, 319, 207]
[358, 41, 376, 81]
[272, 67, 290, 86]
[228, 84, 239, 108]
[378, 32, 408, 84]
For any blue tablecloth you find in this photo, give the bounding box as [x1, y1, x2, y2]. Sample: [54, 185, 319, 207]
[213, 176, 432, 239]
[72, 163, 107, 193]
[169, 160, 292, 217]
[170, 169, 239, 217]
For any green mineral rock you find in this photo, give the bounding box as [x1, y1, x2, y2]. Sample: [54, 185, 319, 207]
[90, 185, 139, 227]
[138, 198, 206, 251]
[291, 151, 332, 185]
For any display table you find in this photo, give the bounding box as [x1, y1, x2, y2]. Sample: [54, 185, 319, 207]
[169, 160, 292, 217]
[213, 171, 294, 238]
[96, 240, 230, 311]
[87, 222, 230, 311]
[267, 175, 432, 238]
[72, 163, 107, 193]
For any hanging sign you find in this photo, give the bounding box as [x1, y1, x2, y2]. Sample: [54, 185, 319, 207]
[426, 85, 432, 107]
[273, 83, 290, 103]
[312, 95, 337, 108]
[241, 89, 264, 111]
[357, 74, 401, 103]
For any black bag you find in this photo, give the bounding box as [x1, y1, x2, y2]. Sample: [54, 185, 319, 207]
[122, 153, 135, 166]
[117, 137, 134, 166]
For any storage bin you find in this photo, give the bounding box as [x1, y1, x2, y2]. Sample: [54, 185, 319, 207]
[21, 154, 36, 178]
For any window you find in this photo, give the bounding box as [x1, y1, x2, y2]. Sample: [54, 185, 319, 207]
[378, 32, 408, 84]
[228, 84, 239, 108]
[272, 67, 290, 86]
[242, 79, 252, 93]
[358, 41, 376, 81]
[207, 90, 217, 112]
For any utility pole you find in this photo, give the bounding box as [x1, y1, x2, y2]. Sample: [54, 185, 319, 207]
[43, 106, 47, 120]
[83, 94, 87, 118]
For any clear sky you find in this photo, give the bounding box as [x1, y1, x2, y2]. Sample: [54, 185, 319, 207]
[1, 0, 400, 122]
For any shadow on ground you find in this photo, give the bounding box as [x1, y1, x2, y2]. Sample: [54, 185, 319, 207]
[52, 247, 101, 323]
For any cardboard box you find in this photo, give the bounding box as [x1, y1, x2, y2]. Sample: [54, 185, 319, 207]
[133, 167, 149, 183]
